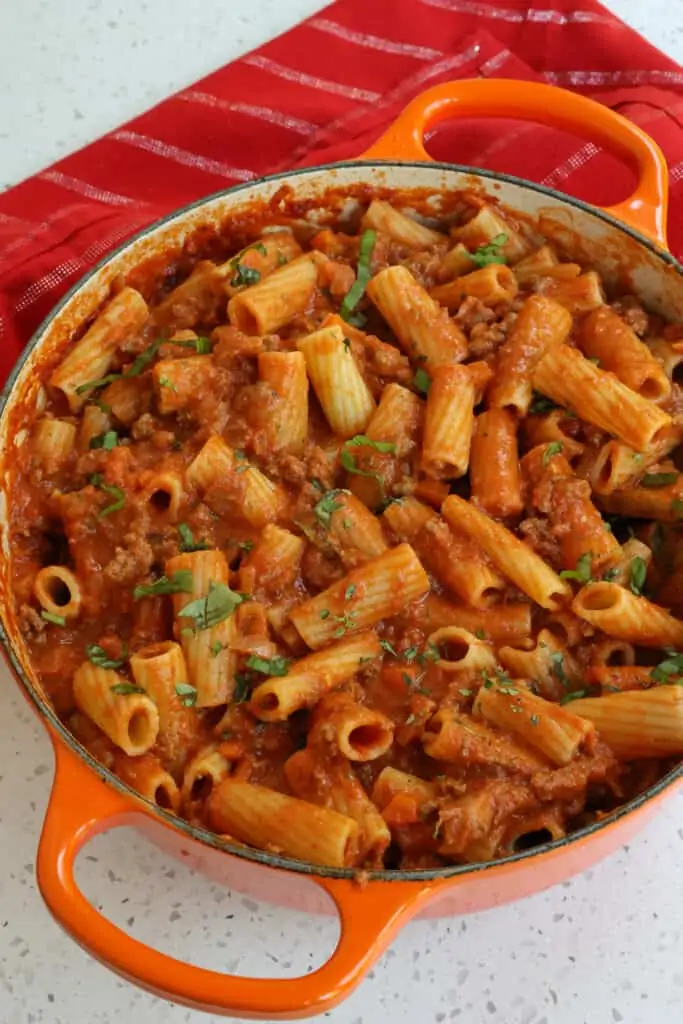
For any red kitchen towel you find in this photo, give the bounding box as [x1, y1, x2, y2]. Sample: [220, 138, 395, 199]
[1, 0, 682, 386]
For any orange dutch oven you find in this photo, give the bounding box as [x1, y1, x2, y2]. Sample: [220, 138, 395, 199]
[1, 79, 682, 1020]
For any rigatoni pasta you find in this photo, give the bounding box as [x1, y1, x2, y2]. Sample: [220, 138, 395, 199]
[13, 188, 683, 874]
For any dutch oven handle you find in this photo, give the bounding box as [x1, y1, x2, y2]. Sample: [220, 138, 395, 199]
[37, 740, 444, 1019]
[361, 78, 669, 250]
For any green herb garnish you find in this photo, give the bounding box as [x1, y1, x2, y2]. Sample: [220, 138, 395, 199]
[339, 229, 376, 321]
[89, 430, 119, 451]
[245, 654, 291, 677]
[90, 473, 126, 518]
[40, 611, 66, 627]
[559, 552, 593, 584]
[629, 556, 647, 596]
[380, 639, 398, 657]
[230, 264, 261, 288]
[413, 368, 431, 395]
[529, 392, 558, 415]
[468, 233, 508, 268]
[233, 673, 253, 703]
[650, 651, 683, 685]
[641, 472, 678, 488]
[178, 581, 245, 631]
[177, 523, 210, 553]
[543, 441, 563, 465]
[86, 643, 128, 669]
[133, 570, 193, 601]
[111, 682, 145, 696]
[175, 682, 198, 707]
[313, 489, 347, 529]
[550, 651, 570, 690]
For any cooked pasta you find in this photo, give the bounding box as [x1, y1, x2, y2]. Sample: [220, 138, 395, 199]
[11, 189, 683, 873]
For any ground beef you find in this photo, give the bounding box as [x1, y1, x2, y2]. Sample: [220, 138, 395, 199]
[518, 517, 562, 568]
[611, 296, 650, 337]
[104, 527, 154, 584]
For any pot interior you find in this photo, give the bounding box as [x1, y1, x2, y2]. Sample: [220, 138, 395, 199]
[1, 160, 682, 881]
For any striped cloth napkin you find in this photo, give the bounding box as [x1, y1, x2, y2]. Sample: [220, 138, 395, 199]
[0, 0, 682, 385]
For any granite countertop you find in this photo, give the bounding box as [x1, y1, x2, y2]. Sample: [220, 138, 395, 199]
[1, 3, 682, 1023]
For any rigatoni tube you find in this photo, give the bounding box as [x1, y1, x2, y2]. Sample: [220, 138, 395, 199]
[572, 582, 683, 647]
[568, 686, 683, 758]
[288, 543, 430, 649]
[207, 779, 360, 867]
[421, 363, 475, 479]
[297, 324, 374, 439]
[73, 662, 159, 757]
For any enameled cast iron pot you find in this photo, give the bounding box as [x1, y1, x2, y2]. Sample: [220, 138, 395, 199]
[2, 79, 683, 1020]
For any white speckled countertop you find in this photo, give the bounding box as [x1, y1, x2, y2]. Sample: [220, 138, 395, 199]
[1, 2, 683, 1023]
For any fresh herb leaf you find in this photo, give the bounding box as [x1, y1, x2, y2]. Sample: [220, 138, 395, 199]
[650, 651, 683, 685]
[210, 640, 226, 658]
[559, 552, 593, 584]
[629, 556, 647, 596]
[475, 629, 486, 640]
[238, 540, 254, 553]
[550, 651, 570, 690]
[75, 373, 122, 395]
[339, 229, 376, 321]
[459, 688, 473, 697]
[233, 673, 253, 703]
[380, 638, 398, 657]
[602, 567, 619, 581]
[530, 714, 540, 726]
[111, 682, 145, 696]
[175, 681, 198, 707]
[331, 611, 356, 638]
[345, 435, 396, 455]
[158, 376, 177, 392]
[178, 581, 245, 631]
[560, 687, 598, 704]
[89, 430, 119, 451]
[126, 338, 163, 378]
[313, 489, 347, 529]
[177, 523, 210, 553]
[529, 391, 558, 415]
[41, 611, 66, 627]
[174, 335, 212, 354]
[230, 264, 261, 288]
[344, 584, 357, 600]
[543, 441, 563, 465]
[641, 472, 678, 488]
[86, 643, 127, 669]
[245, 654, 291, 677]
[320, 609, 330, 620]
[403, 646, 419, 662]
[133, 570, 193, 600]
[413, 368, 431, 395]
[468, 233, 508, 268]
[416, 642, 440, 666]
[343, 337, 352, 353]
[90, 474, 126, 518]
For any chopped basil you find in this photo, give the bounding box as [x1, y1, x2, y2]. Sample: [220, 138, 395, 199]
[158, 376, 178, 392]
[230, 264, 261, 288]
[178, 581, 245, 631]
[468, 233, 508, 268]
[629, 556, 647, 596]
[529, 392, 558, 415]
[550, 651, 570, 690]
[75, 372, 121, 395]
[89, 430, 119, 451]
[559, 552, 593, 584]
[560, 687, 598, 704]
[475, 629, 486, 640]
[403, 646, 419, 662]
[413, 368, 431, 395]
[210, 640, 226, 658]
[176, 335, 212, 354]
[238, 539, 254, 553]
[344, 584, 357, 600]
[331, 611, 356, 638]
[111, 682, 145, 696]
[459, 688, 472, 697]
[75, 339, 164, 396]
[641, 472, 678, 488]
[175, 681, 198, 707]
[416, 642, 440, 666]
[41, 611, 66, 627]
[313, 489, 347, 529]
[339, 229, 376, 321]
[233, 673, 253, 703]
[177, 523, 210, 553]
[90, 473, 126, 518]
[650, 651, 683, 685]
[133, 570, 194, 600]
[602, 567, 619, 581]
[344, 435, 396, 455]
[543, 441, 563, 465]
[86, 643, 127, 669]
[320, 609, 330, 620]
[380, 638, 398, 657]
[245, 654, 291, 677]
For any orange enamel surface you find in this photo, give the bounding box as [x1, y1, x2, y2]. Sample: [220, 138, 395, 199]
[35, 733, 682, 1018]
[362, 79, 669, 250]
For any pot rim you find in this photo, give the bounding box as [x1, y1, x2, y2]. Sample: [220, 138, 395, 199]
[3, 157, 682, 883]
